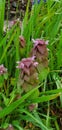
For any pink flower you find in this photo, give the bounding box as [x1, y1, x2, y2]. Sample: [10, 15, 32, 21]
[32, 39, 48, 45]
[0, 64, 7, 75]
[31, 38, 48, 67]
[32, 39, 48, 54]
[16, 56, 38, 86]
[16, 56, 38, 72]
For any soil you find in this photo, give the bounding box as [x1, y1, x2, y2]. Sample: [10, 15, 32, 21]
[5, 0, 32, 20]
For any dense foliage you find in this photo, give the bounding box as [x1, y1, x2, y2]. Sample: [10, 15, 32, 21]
[0, 0, 62, 129]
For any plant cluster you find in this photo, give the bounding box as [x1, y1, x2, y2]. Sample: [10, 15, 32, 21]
[0, 0, 62, 130]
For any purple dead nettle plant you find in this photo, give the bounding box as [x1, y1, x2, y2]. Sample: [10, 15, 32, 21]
[0, 64, 7, 75]
[19, 35, 26, 58]
[19, 36, 26, 48]
[16, 56, 39, 111]
[31, 39, 48, 68]
[16, 38, 49, 111]
[16, 38, 49, 92]
[16, 56, 39, 92]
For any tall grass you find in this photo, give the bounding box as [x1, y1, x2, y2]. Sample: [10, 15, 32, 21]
[0, 0, 62, 129]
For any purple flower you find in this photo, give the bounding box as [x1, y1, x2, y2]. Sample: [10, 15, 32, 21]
[32, 39, 48, 55]
[32, 38, 48, 45]
[0, 64, 7, 75]
[16, 56, 38, 77]
[31, 39, 48, 67]
[16, 56, 38, 76]
[19, 36, 26, 48]
[16, 56, 39, 91]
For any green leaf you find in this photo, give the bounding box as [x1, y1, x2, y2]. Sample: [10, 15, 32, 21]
[0, 84, 41, 118]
